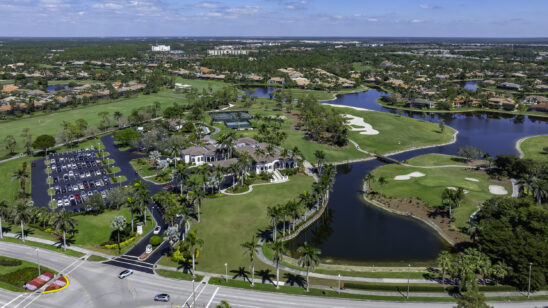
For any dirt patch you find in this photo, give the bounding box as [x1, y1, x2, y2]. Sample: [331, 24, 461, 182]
[367, 193, 471, 245]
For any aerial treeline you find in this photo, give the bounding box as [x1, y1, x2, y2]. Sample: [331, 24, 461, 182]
[297, 95, 348, 146]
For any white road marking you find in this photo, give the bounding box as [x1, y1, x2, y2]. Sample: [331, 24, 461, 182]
[12, 293, 36, 308]
[181, 281, 207, 308]
[205, 287, 219, 308]
[22, 292, 43, 308]
[1, 294, 23, 308]
[64, 259, 86, 275]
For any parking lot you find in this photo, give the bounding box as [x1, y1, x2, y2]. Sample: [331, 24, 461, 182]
[45, 147, 118, 211]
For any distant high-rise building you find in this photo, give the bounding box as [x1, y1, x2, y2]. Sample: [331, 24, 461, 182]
[151, 45, 170, 52]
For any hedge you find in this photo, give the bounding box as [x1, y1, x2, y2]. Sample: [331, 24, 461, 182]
[149, 235, 162, 246]
[0, 256, 22, 267]
[103, 236, 137, 249]
[1, 267, 41, 287]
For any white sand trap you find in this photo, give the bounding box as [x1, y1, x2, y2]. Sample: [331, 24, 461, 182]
[465, 177, 479, 182]
[344, 114, 379, 135]
[323, 103, 370, 111]
[489, 185, 508, 195]
[447, 186, 469, 194]
[394, 172, 425, 181]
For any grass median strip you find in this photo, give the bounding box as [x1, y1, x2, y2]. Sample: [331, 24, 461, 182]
[1, 237, 85, 258]
[156, 269, 203, 282]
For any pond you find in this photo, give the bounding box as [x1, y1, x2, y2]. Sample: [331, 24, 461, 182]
[463, 81, 479, 91]
[46, 84, 73, 93]
[249, 87, 548, 264]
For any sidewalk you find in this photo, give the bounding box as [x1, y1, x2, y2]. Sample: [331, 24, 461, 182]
[2, 232, 113, 260]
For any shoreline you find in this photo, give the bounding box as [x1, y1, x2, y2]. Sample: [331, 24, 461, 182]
[361, 182, 456, 246]
[514, 134, 548, 159]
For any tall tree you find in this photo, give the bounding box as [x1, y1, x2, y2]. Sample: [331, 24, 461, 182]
[111, 216, 127, 254]
[269, 240, 287, 289]
[51, 210, 76, 251]
[297, 242, 322, 292]
[11, 200, 31, 242]
[0, 201, 7, 239]
[241, 236, 260, 287]
[185, 231, 203, 277]
[4, 135, 17, 155]
[437, 250, 452, 287]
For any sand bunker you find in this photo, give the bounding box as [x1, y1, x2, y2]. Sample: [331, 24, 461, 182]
[344, 114, 379, 135]
[465, 178, 479, 182]
[489, 185, 508, 195]
[394, 172, 425, 181]
[447, 186, 469, 194]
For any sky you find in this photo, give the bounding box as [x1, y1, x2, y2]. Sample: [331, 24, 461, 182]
[0, 0, 547, 37]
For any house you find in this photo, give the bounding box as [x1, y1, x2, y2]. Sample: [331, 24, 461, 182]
[497, 82, 521, 91]
[522, 95, 548, 105]
[488, 97, 517, 110]
[181, 145, 219, 166]
[267, 77, 285, 84]
[0, 105, 13, 113]
[405, 99, 436, 109]
[1, 84, 19, 93]
[535, 84, 548, 92]
[530, 103, 548, 113]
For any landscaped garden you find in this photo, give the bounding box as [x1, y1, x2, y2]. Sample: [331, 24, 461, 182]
[0, 256, 56, 292]
[519, 135, 548, 161]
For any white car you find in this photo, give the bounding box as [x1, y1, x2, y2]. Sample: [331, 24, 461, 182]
[63, 198, 70, 206]
[153, 226, 161, 235]
[57, 199, 63, 207]
[118, 269, 133, 279]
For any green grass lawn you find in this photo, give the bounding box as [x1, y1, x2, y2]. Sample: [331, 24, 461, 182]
[159, 175, 314, 274]
[70, 207, 154, 255]
[0, 156, 33, 204]
[404, 154, 469, 166]
[520, 135, 548, 161]
[175, 77, 231, 92]
[328, 106, 456, 155]
[0, 237, 85, 257]
[0, 89, 189, 158]
[370, 154, 511, 229]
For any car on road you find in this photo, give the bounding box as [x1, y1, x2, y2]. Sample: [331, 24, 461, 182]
[154, 294, 170, 302]
[153, 226, 161, 235]
[118, 269, 133, 279]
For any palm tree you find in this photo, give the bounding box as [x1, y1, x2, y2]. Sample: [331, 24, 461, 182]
[267, 205, 281, 241]
[436, 250, 452, 287]
[313, 150, 326, 174]
[185, 231, 203, 277]
[111, 216, 127, 254]
[363, 173, 376, 192]
[241, 236, 259, 286]
[530, 178, 547, 206]
[297, 242, 321, 292]
[51, 210, 76, 251]
[191, 185, 205, 223]
[11, 165, 29, 195]
[269, 240, 286, 289]
[0, 201, 7, 239]
[11, 200, 31, 242]
[490, 262, 509, 286]
[125, 196, 140, 233]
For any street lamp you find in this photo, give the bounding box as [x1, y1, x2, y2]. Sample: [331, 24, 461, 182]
[35, 248, 41, 276]
[406, 264, 410, 299]
[527, 262, 533, 298]
[338, 274, 341, 295]
[225, 263, 228, 283]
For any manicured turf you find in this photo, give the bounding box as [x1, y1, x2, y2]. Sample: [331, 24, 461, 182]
[404, 154, 469, 166]
[159, 175, 314, 274]
[175, 77, 231, 92]
[0, 90, 188, 158]
[155, 269, 203, 281]
[327, 106, 456, 155]
[0, 237, 85, 257]
[370, 154, 512, 229]
[87, 255, 108, 262]
[71, 207, 154, 255]
[0, 156, 33, 204]
[520, 135, 548, 161]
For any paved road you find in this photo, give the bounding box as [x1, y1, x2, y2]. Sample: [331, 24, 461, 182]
[1, 243, 547, 308]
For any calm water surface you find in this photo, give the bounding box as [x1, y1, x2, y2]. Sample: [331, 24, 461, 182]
[249, 87, 548, 264]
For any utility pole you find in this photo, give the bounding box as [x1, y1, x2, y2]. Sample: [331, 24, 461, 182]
[406, 264, 410, 299]
[35, 248, 41, 276]
[527, 262, 533, 298]
[225, 263, 228, 282]
[338, 274, 341, 295]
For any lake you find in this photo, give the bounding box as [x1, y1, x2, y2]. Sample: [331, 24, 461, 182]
[248, 87, 548, 264]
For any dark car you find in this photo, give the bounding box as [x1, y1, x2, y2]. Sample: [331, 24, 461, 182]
[154, 294, 170, 302]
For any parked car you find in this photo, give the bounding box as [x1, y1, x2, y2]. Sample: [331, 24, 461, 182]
[83, 181, 89, 189]
[118, 269, 133, 279]
[153, 226, 161, 235]
[154, 294, 170, 302]
[78, 182, 84, 190]
[57, 199, 64, 207]
[63, 198, 70, 206]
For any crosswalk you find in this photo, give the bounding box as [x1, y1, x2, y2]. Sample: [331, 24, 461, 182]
[104, 255, 155, 274]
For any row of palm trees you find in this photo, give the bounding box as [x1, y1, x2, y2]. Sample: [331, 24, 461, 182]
[241, 237, 321, 292]
[0, 199, 75, 251]
[436, 249, 509, 291]
[517, 175, 548, 206]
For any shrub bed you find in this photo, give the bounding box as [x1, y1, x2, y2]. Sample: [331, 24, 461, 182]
[0, 256, 22, 267]
[1, 267, 41, 287]
[149, 235, 162, 246]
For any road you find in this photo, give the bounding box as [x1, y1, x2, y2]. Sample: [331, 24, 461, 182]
[1, 243, 546, 308]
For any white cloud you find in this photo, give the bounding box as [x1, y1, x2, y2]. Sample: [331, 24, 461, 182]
[368, 18, 378, 22]
[419, 4, 440, 9]
[193, 2, 218, 9]
[411, 19, 424, 23]
[225, 6, 261, 15]
[92, 3, 124, 9]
